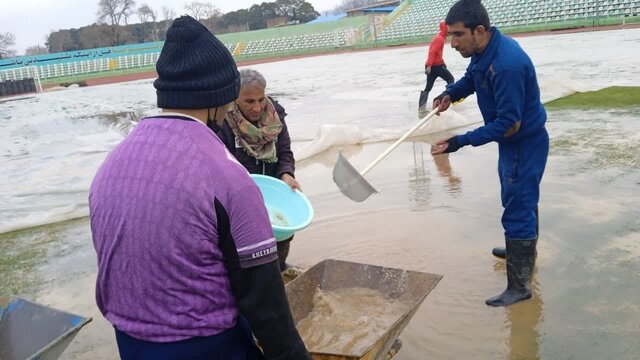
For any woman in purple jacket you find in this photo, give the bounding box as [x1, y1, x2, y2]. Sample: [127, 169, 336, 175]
[211, 68, 300, 271]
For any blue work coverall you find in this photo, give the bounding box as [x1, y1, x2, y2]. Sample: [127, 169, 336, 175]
[446, 27, 549, 241]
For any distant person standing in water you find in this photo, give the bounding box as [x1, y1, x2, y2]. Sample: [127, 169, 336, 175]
[419, 20, 455, 110]
[431, 0, 548, 307]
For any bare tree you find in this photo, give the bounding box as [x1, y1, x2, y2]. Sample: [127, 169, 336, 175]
[0, 32, 16, 59]
[148, 6, 159, 41]
[122, 1, 137, 26]
[184, 1, 207, 20]
[161, 6, 177, 33]
[162, 6, 176, 21]
[202, 3, 221, 19]
[137, 3, 157, 41]
[201, 3, 222, 31]
[25, 45, 48, 56]
[137, 4, 154, 23]
[96, 0, 137, 45]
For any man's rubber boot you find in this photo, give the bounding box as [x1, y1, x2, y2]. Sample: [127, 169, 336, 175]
[492, 207, 539, 259]
[276, 239, 291, 272]
[491, 246, 507, 259]
[418, 91, 428, 110]
[485, 239, 537, 307]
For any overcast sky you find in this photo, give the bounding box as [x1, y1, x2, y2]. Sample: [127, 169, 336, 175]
[2, 0, 344, 54]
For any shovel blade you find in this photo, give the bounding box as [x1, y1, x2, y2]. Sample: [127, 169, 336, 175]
[332, 151, 378, 202]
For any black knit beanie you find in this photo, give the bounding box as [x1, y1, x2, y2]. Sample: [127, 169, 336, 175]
[154, 15, 240, 109]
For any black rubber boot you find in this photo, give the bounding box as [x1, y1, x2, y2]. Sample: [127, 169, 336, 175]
[492, 246, 506, 259]
[418, 90, 428, 110]
[276, 239, 291, 272]
[485, 239, 537, 307]
[492, 207, 538, 259]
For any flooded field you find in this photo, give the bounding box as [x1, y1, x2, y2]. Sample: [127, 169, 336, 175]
[1, 28, 639, 359]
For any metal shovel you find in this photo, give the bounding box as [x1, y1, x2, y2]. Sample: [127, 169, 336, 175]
[333, 108, 440, 202]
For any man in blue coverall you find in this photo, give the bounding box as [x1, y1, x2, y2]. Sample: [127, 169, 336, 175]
[430, 0, 549, 307]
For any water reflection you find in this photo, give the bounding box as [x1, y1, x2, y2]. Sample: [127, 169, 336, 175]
[408, 142, 431, 210]
[505, 275, 544, 360]
[432, 153, 462, 195]
[407, 141, 464, 210]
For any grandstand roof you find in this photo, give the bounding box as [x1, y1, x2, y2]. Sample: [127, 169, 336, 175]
[361, 6, 397, 13]
[307, 13, 347, 24]
[346, 0, 401, 13]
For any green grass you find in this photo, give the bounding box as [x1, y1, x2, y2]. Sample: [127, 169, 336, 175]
[546, 86, 640, 109]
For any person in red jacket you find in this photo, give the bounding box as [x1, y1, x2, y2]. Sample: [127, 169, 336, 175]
[419, 20, 455, 110]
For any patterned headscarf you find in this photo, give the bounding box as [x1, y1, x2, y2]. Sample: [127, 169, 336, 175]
[225, 97, 283, 163]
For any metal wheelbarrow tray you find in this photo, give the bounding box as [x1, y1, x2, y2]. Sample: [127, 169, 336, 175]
[285, 259, 442, 360]
[0, 296, 91, 360]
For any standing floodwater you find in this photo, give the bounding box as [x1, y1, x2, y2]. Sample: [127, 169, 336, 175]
[1, 29, 639, 359]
